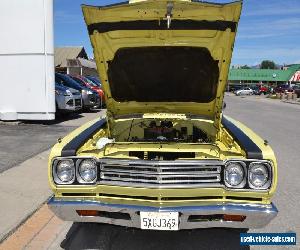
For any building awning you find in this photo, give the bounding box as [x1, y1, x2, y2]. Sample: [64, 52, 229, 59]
[228, 65, 300, 82]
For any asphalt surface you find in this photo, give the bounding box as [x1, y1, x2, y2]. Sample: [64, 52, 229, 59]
[0, 110, 103, 173]
[0, 123, 74, 173]
[49, 94, 299, 250]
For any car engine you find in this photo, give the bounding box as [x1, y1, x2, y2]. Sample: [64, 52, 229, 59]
[129, 120, 211, 143]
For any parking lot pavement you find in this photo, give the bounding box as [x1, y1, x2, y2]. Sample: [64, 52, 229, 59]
[0, 109, 105, 242]
[0, 110, 105, 173]
[1, 96, 300, 250]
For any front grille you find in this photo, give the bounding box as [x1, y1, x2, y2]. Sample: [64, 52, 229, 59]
[99, 160, 223, 188]
[75, 99, 81, 106]
[66, 99, 73, 106]
[89, 94, 96, 102]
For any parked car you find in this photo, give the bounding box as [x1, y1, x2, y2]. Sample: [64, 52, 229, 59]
[86, 76, 106, 107]
[48, 1, 278, 231]
[235, 87, 254, 96]
[55, 83, 82, 113]
[70, 75, 105, 108]
[251, 86, 260, 95]
[86, 76, 102, 87]
[252, 85, 269, 95]
[293, 85, 300, 97]
[275, 84, 293, 93]
[229, 84, 243, 92]
[55, 73, 100, 110]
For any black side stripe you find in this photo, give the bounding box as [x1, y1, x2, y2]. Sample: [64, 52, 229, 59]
[222, 116, 263, 159]
[82, 1, 129, 9]
[61, 119, 107, 157]
[88, 20, 237, 35]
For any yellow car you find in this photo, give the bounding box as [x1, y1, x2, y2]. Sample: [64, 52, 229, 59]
[48, 0, 278, 231]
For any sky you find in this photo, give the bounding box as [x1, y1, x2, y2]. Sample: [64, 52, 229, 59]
[54, 0, 300, 66]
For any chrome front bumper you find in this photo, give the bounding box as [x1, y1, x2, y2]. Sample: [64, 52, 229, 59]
[48, 197, 278, 229]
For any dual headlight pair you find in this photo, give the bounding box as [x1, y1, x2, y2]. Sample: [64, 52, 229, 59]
[53, 159, 97, 185]
[52, 158, 272, 190]
[224, 161, 272, 189]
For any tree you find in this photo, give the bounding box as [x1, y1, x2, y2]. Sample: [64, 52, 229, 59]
[260, 60, 277, 69]
[240, 65, 251, 69]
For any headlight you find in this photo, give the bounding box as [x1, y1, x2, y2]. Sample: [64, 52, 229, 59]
[224, 162, 246, 188]
[82, 89, 93, 95]
[64, 89, 72, 96]
[54, 160, 75, 184]
[248, 163, 271, 189]
[77, 159, 97, 183]
[55, 90, 63, 95]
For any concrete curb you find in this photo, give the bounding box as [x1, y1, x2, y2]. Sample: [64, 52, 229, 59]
[0, 150, 52, 242]
[0, 198, 50, 245]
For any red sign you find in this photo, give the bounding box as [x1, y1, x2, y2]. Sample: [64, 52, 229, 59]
[290, 71, 300, 82]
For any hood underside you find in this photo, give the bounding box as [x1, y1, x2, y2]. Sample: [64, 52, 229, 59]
[109, 46, 219, 103]
[82, 0, 242, 125]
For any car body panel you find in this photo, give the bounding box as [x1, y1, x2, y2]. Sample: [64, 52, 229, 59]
[86, 76, 102, 87]
[293, 84, 300, 97]
[275, 84, 293, 93]
[82, 0, 242, 126]
[235, 87, 253, 96]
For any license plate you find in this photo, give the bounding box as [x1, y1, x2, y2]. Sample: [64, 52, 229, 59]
[140, 212, 179, 231]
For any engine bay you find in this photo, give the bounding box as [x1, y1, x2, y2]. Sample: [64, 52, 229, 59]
[110, 118, 215, 143]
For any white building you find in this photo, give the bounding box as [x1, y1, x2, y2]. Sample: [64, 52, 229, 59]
[0, 0, 55, 120]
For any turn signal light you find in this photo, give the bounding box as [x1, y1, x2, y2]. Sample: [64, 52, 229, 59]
[76, 210, 99, 216]
[223, 214, 246, 222]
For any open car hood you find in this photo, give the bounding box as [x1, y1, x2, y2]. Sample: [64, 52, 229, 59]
[82, 0, 242, 125]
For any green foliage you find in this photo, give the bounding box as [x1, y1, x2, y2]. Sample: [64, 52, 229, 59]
[240, 65, 251, 69]
[260, 60, 277, 69]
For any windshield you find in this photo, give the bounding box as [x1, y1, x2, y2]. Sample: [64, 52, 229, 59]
[87, 76, 101, 87]
[55, 74, 83, 90]
[82, 76, 98, 87]
[71, 77, 86, 87]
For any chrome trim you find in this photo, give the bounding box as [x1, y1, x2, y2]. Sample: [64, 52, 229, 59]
[99, 159, 223, 187]
[97, 181, 223, 189]
[48, 197, 278, 229]
[99, 159, 223, 165]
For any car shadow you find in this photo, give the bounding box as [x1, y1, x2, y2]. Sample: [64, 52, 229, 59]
[20, 112, 84, 126]
[61, 223, 249, 250]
